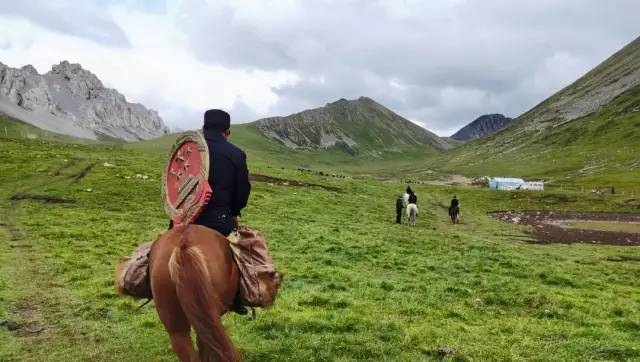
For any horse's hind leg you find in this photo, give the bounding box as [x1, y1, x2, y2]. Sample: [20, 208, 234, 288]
[169, 331, 198, 362]
[157, 299, 198, 361]
[153, 279, 198, 361]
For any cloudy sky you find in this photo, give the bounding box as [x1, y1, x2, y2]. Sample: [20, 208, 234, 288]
[0, 0, 638, 135]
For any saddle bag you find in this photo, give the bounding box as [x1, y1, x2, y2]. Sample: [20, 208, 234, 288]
[116, 227, 279, 308]
[116, 241, 153, 299]
[227, 227, 279, 308]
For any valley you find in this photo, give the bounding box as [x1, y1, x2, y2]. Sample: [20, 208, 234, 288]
[0, 25, 639, 362]
[1, 133, 639, 360]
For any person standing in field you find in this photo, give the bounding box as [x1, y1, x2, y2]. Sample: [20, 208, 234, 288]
[396, 195, 404, 224]
[449, 195, 460, 223]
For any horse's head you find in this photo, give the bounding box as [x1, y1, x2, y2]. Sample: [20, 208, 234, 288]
[258, 270, 283, 308]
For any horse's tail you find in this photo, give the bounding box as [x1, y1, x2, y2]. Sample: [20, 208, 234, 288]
[168, 234, 241, 362]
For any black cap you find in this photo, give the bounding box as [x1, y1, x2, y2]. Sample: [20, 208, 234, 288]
[203, 109, 230, 131]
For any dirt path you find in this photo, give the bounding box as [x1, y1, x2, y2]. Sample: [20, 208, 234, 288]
[490, 211, 640, 246]
[0, 203, 49, 343]
[0, 170, 96, 359]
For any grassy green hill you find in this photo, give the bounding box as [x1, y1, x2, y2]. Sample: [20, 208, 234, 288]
[421, 37, 640, 192]
[2, 135, 640, 360]
[126, 124, 439, 179]
[421, 86, 640, 192]
[252, 97, 450, 153]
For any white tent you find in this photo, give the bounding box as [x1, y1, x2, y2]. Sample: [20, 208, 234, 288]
[489, 177, 525, 190]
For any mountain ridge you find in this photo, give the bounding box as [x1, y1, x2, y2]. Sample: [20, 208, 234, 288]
[252, 96, 450, 154]
[0, 60, 169, 141]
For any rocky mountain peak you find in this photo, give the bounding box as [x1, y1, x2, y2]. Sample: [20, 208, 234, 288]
[0, 60, 168, 140]
[451, 113, 513, 141]
[46, 61, 104, 100]
[20, 64, 38, 75]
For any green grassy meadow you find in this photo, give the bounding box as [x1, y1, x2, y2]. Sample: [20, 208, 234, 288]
[1, 134, 640, 361]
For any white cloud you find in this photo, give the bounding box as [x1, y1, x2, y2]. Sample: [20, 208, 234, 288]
[0, 0, 639, 135]
[0, 8, 299, 129]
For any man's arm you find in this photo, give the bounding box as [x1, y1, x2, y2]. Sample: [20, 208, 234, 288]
[232, 151, 251, 217]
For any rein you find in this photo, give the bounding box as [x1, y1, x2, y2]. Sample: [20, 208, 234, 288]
[136, 298, 153, 311]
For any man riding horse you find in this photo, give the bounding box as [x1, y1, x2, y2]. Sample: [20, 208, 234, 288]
[169, 109, 250, 235]
[173, 109, 252, 314]
[118, 110, 281, 361]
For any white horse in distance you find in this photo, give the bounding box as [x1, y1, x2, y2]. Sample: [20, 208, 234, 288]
[406, 203, 418, 227]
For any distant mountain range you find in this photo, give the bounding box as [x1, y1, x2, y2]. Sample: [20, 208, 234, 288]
[0, 61, 504, 151]
[5, 32, 640, 189]
[0, 60, 168, 141]
[451, 114, 513, 141]
[252, 96, 451, 154]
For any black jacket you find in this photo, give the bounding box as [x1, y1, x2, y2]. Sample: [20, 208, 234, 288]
[450, 198, 459, 208]
[408, 193, 417, 204]
[193, 130, 251, 233]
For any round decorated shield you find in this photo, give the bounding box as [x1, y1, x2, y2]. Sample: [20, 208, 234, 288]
[162, 131, 212, 226]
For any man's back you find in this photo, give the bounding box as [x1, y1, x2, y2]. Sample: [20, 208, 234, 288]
[194, 130, 251, 235]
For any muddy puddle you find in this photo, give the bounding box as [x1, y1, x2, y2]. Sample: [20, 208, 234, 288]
[490, 211, 640, 246]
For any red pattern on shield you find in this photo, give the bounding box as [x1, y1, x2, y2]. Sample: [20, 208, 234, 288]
[164, 133, 212, 226]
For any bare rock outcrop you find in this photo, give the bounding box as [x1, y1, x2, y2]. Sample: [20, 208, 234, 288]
[0, 60, 168, 140]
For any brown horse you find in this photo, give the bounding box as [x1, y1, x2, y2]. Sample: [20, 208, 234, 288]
[149, 224, 242, 361]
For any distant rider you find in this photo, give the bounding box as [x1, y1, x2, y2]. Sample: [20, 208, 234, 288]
[450, 195, 459, 209]
[407, 187, 417, 205]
